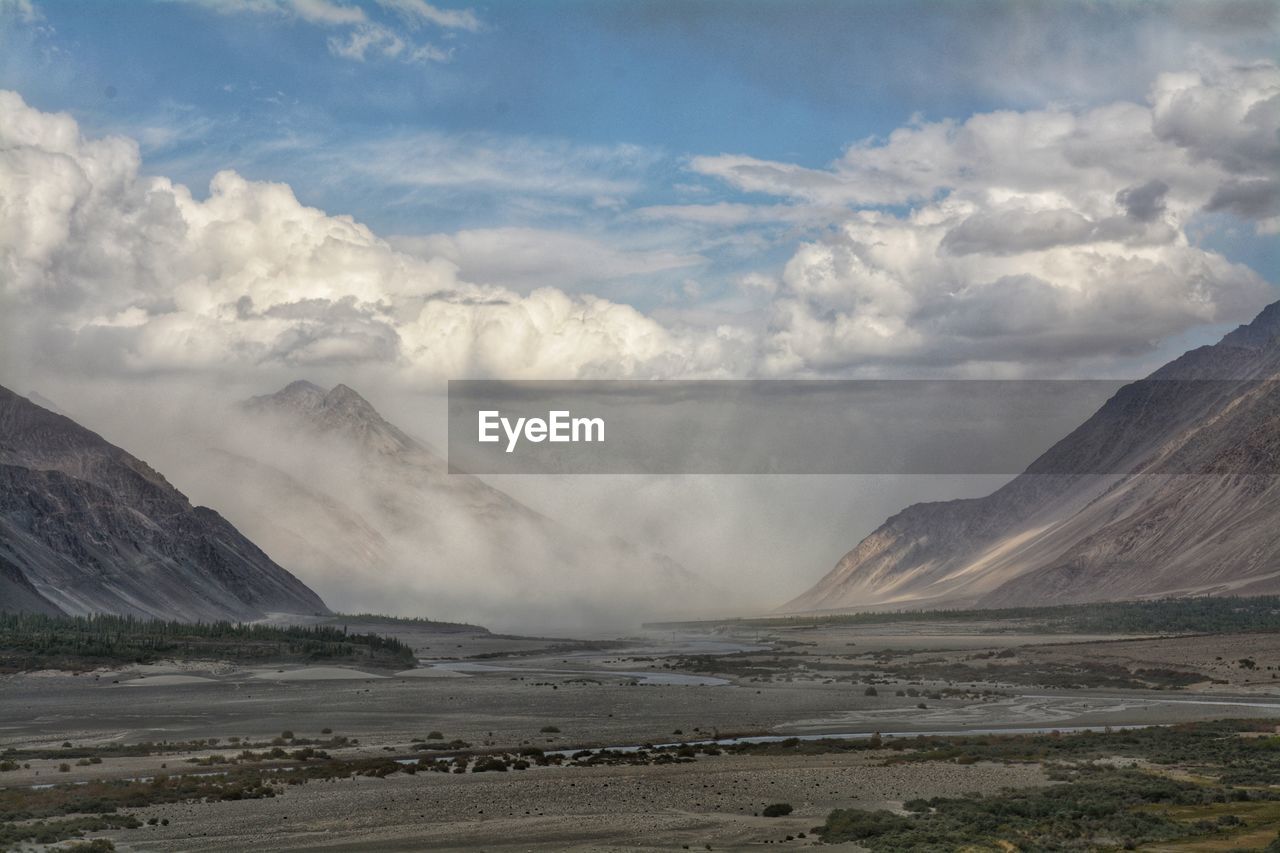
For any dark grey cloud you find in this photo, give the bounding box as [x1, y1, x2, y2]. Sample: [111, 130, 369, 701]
[1118, 179, 1170, 222]
[939, 208, 1162, 257]
[263, 295, 390, 322]
[268, 322, 402, 366]
[1154, 83, 1279, 175]
[1206, 178, 1280, 219]
[941, 209, 1095, 256]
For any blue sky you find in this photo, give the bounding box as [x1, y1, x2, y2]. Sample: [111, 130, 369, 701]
[7, 1, 1274, 218]
[1, 0, 1277, 382]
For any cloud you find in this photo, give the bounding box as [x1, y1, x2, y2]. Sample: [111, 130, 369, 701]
[757, 202, 1267, 374]
[693, 58, 1278, 217]
[737, 273, 779, 296]
[0, 0, 39, 23]
[635, 202, 836, 227]
[331, 132, 657, 199]
[177, 0, 471, 64]
[1150, 61, 1280, 175]
[1117, 179, 1170, 222]
[0, 91, 747, 384]
[937, 204, 1169, 257]
[391, 228, 703, 291]
[1205, 179, 1280, 219]
[685, 57, 1278, 373]
[290, 0, 364, 25]
[1, 56, 1275, 386]
[376, 0, 480, 32]
[178, 0, 363, 25]
[939, 207, 1096, 256]
[328, 22, 450, 62]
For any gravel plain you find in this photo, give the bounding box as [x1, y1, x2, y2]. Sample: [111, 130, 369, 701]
[5, 623, 1280, 850]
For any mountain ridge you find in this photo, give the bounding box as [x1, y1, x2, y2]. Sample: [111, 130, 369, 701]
[783, 300, 1280, 613]
[0, 386, 330, 621]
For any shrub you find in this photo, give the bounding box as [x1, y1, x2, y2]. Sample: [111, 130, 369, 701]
[540, 725, 561, 733]
[61, 840, 117, 852]
[864, 686, 878, 696]
[820, 809, 911, 839]
[762, 803, 793, 817]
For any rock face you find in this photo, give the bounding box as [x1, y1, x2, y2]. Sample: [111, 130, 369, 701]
[784, 301, 1280, 613]
[0, 386, 329, 620]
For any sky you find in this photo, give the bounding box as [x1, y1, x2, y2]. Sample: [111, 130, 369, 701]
[2, 0, 1278, 393]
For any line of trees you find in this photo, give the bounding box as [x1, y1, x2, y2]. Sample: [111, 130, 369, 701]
[0, 612, 416, 668]
[736, 595, 1280, 634]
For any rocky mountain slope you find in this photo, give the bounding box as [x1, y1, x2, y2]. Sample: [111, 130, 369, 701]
[784, 301, 1280, 613]
[0, 386, 329, 620]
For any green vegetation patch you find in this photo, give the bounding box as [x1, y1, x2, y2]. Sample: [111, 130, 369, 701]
[818, 765, 1280, 851]
[873, 720, 1280, 785]
[0, 612, 415, 671]
[0, 814, 139, 849]
[652, 595, 1280, 636]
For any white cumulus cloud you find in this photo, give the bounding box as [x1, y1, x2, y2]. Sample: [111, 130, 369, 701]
[686, 56, 1278, 374]
[1, 55, 1275, 387]
[0, 91, 748, 385]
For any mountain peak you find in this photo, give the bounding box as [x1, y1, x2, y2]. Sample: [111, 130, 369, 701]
[245, 380, 420, 457]
[324, 383, 376, 412]
[281, 379, 326, 396]
[1219, 299, 1280, 350]
[247, 380, 327, 416]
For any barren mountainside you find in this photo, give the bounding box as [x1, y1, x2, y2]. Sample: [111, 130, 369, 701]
[784, 301, 1280, 613]
[0, 386, 329, 620]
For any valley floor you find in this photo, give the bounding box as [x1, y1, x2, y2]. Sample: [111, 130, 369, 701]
[3, 621, 1280, 851]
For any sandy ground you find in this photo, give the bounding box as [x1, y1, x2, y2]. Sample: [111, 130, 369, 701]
[5, 626, 1280, 850]
[5, 653, 1278, 762]
[102, 752, 1048, 851]
[1026, 632, 1280, 690]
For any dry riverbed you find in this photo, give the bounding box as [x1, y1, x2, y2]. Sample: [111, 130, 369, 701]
[101, 752, 1048, 851]
[5, 623, 1280, 850]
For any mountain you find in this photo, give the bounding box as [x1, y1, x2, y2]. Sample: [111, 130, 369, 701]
[784, 301, 1280, 613]
[182, 381, 709, 630]
[241, 381, 534, 521]
[0, 386, 329, 620]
